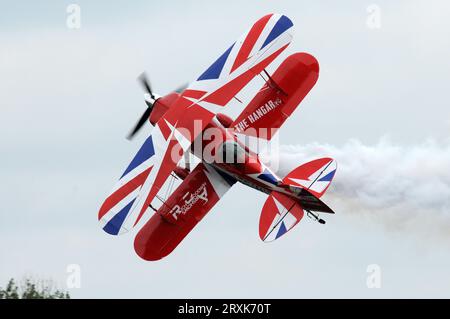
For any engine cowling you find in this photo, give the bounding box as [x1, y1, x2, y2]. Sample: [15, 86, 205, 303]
[149, 92, 180, 125]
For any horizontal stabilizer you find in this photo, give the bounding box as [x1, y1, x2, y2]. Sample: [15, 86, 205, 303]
[282, 157, 337, 198]
[134, 163, 236, 260]
[259, 191, 304, 242]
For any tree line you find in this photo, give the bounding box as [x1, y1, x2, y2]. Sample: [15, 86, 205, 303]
[0, 277, 70, 299]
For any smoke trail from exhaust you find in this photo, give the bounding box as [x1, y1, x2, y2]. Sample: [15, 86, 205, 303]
[261, 138, 450, 238]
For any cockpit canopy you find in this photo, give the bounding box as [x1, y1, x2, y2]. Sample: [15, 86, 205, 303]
[217, 141, 248, 165]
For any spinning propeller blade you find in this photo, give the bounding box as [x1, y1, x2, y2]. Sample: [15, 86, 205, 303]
[127, 72, 186, 140]
[138, 72, 154, 99]
[127, 107, 153, 140]
[127, 73, 156, 140]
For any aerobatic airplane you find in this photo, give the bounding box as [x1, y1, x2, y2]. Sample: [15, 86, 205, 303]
[98, 13, 337, 261]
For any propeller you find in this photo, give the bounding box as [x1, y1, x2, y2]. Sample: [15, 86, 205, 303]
[138, 73, 155, 100]
[127, 73, 159, 140]
[127, 106, 152, 140]
[127, 72, 187, 140]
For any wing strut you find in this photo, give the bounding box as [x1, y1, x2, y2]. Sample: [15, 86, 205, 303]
[233, 96, 243, 104]
[261, 69, 288, 96]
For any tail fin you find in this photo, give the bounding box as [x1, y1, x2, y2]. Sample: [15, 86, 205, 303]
[282, 157, 337, 198]
[259, 158, 336, 242]
[259, 191, 304, 242]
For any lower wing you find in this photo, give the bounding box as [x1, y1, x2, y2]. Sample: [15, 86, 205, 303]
[231, 52, 319, 140]
[134, 163, 236, 260]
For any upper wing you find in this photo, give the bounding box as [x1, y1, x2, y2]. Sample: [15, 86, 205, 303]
[98, 135, 157, 235]
[181, 13, 294, 109]
[98, 13, 294, 234]
[231, 52, 319, 140]
[134, 163, 236, 261]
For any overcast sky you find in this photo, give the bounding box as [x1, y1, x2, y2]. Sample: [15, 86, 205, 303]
[1, 0, 450, 298]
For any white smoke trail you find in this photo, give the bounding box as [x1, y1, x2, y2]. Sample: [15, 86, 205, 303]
[262, 138, 450, 238]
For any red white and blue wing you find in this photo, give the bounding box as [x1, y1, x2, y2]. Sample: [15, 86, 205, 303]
[98, 135, 157, 235]
[134, 163, 236, 261]
[181, 13, 294, 112]
[98, 13, 294, 235]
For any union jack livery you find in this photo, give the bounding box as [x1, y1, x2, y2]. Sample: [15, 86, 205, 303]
[98, 13, 337, 261]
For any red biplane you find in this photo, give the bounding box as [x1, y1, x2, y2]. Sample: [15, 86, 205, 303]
[98, 14, 337, 261]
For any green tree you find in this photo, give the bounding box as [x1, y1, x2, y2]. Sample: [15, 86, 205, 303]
[0, 277, 70, 299]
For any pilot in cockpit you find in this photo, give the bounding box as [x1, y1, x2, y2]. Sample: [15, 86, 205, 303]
[218, 141, 247, 168]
